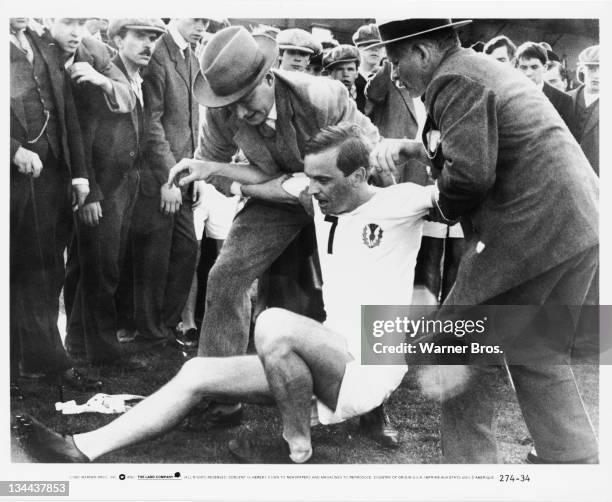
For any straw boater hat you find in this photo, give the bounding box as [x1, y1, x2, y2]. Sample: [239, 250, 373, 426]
[192, 26, 278, 108]
[107, 18, 166, 40]
[368, 18, 472, 49]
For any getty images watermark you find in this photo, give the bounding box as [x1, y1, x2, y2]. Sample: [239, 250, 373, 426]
[361, 305, 609, 365]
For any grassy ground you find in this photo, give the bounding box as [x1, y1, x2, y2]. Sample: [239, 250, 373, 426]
[10, 339, 599, 464]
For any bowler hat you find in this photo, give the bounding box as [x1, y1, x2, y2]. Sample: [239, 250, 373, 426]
[277, 28, 321, 55]
[324, 44, 360, 70]
[107, 18, 166, 40]
[369, 18, 472, 49]
[352, 24, 381, 48]
[192, 26, 278, 108]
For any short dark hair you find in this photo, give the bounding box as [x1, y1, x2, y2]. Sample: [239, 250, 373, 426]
[546, 60, 568, 81]
[483, 35, 516, 59]
[515, 41, 548, 65]
[305, 123, 372, 176]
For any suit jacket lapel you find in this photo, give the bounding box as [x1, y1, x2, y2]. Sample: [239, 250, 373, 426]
[10, 42, 29, 132]
[113, 54, 141, 146]
[273, 82, 304, 173]
[27, 28, 66, 127]
[234, 123, 280, 175]
[582, 100, 599, 135]
[165, 35, 190, 88]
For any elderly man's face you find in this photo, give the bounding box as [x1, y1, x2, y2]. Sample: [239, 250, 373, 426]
[175, 18, 209, 45]
[230, 74, 275, 126]
[330, 62, 358, 90]
[488, 45, 512, 64]
[517, 57, 546, 85]
[305, 147, 358, 215]
[115, 29, 158, 68]
[583, 64, 599, 94]
[360, 45, 384, 67]
[49, 18, 88, 55]
[544, 65, 567, 91]
[280, 49, 311, 72]
[10, 18, 29, 32]
[386, 42, 429, 98]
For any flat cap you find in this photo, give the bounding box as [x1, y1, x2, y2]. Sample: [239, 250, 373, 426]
[352, 23, 381, 48]
[277, 28, 321, 55]
[578, 45, 599, 65]
[323, 44, 360, 70]
[107, 18, 166, 40]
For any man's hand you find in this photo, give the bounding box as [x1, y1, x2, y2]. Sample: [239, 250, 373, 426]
[79, 201, 102, 227]
[160, 183, 182, 215]
[370, 138, 428, 184]
[72, 183, 90, 210]
[69, 62, 112, 94]
[13, 146, 43, 178]
[168, 158, 213, 187]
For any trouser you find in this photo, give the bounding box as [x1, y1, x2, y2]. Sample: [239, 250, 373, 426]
[66, 170, 139, 364]
[10, 157, 72, 376]
[198, 200, 312, 357]
[131, 193, 198, 339]
[441, 245, 599, 463]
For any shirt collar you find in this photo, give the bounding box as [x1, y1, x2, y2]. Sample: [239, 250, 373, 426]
[167, 22, 189, 55]
[64, 54, 75, 69]
[267, 101, 277, 122]
[537, 80, 544, 91]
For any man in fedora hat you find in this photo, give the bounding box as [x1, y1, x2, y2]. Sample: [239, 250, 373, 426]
[167, 26, 400, 446]
[368, 18, 598, 463]
[568, 45, 599, 174]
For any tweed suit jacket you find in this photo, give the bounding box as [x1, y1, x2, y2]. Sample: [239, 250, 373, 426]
[568, 85, 599, 175]
[141, 32, 200, 196]
[73, 35, 135, 115]
[423, 47, 598, 305]
[10, 28, 87, 179]
[80, 55, 144, 203]
[196, 69, 379, 175]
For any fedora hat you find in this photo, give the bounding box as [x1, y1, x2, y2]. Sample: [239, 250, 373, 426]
[369, 18, 472, 49]
[193, 26, 278, 108]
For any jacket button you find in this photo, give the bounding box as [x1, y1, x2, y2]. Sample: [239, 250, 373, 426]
[129, 151, 135, 158]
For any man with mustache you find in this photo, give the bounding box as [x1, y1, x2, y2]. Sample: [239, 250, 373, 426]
[65, 19, 166, 367]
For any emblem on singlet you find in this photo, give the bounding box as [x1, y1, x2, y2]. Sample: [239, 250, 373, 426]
[362, 223, 383, 248]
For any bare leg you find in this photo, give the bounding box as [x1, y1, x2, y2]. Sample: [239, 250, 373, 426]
[74, 356, 272, 460]
[255, 308, 352, 461]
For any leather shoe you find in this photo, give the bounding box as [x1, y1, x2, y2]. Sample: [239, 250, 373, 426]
[174, 328, 199, 350]
[526, 449, 598, 464]
[228, 434, 294, 463]
[179, 403, 244, 432]
[60, 368, 103, 392]
[359, 404, 400, 448]
[13, 414, 90, 463]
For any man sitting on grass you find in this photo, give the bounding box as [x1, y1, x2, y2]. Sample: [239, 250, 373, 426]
[16, 123, 437, 464]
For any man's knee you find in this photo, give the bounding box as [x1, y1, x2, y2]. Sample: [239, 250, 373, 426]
[254, 308, 294, 358]
[175, 357, 212, 396]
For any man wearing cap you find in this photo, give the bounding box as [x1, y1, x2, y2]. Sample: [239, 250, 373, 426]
[515, 41, 576, 135]
[324, 44, 364, 112]
[369, 18, 598, 463]
[166, 26, 400, 445]
[10, 17, 100, 392]
[353, 23, 385, 86]
[127, 19, 206, 345]
[66, 18, 166, 366]
[568, 45, 599, 174]
[277, 28, 321, 73]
